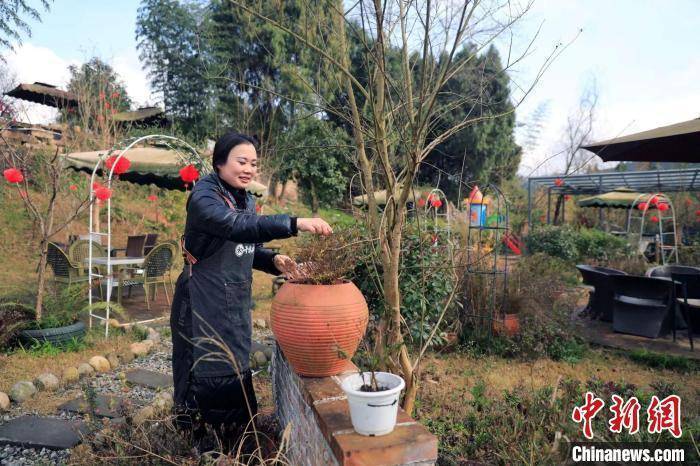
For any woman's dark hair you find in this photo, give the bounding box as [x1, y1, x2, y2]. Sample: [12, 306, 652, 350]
[212, 131, 259, 172]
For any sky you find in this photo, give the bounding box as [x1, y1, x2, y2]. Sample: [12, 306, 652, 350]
[2, 0, 700, 176]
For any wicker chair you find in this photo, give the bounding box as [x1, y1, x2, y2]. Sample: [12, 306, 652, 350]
[68, 239, 107, 276]
[47, 242, 92, 287]
[123, 243, 175, 310]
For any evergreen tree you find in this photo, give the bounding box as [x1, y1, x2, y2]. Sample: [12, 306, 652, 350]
[136, 0, 216, 141]
[420, 45, 521, 199]
[0, 0, 50, 54]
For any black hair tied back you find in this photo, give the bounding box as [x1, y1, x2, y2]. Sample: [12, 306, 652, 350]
[212, 131, 259, 172]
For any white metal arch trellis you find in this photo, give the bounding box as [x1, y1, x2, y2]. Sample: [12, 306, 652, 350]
[627, 192, 678, 265]
[87, 135, 208, 336]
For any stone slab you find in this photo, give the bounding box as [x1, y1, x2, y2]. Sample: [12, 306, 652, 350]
[0, 416, 89, 450]
[58, 394, 126, 419]
[125, 368, 173, 389]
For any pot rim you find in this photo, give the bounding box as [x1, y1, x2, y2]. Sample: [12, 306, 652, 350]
[340, 371, 405, 398]
[284, 278, 352, 286]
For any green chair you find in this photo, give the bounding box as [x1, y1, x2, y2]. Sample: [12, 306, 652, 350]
[68, 239, 107, 276]
[123, 243, 175, 310]
[47, 242, 95, 290]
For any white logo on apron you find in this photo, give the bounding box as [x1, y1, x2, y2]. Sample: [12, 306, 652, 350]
[235, 244, 255, 257]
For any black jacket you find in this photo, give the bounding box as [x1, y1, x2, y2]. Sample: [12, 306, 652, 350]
[183, 173, 296, 274]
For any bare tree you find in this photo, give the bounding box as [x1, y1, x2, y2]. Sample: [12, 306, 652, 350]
[552, 82, 598, 224]
[0, 130, 91, 320]
[230, 0, 563, 413]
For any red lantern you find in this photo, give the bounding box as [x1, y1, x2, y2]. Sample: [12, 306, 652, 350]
[695, 209, 700, 217]
[554, 178, 564, 187]
[105, 155, 130, 175]
[417, 198, 426, 207]
[431, 199, 443, 208]
[657, 203, 669, 212]
[179, 164, 200, 184]
[650, 215, 659, 223]
[685, 199, 693, 206]
[3, 168, 23, 184]
[148, 194, 157, 202]
[637, 202, 648, 211]
[69, 184, 78, 191]
[93, 182, 112, 201]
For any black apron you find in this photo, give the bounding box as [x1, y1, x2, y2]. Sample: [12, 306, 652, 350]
[170, 187, 257, 431]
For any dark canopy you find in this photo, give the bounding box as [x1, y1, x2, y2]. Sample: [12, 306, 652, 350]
[4, 82, 79, 109]
[583, 117, 700, 162]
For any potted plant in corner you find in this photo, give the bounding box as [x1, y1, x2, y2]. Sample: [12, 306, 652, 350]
[340, 348, 406, 436]
[271, 230, 370, 377]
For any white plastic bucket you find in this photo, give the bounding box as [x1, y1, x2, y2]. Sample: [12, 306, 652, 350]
[340, 371, 405, 436]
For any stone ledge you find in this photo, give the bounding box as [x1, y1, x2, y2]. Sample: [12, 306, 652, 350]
[272, 345, 437, 466]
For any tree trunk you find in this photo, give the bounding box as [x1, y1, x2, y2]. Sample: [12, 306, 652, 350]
[553, 195, 564, 225]
[34, 238, 49, 321]
[309, 181, 319, 217]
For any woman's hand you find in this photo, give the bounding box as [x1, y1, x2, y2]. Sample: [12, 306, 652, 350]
[273, 254, 297, 276]
[297, 217, 333, 236]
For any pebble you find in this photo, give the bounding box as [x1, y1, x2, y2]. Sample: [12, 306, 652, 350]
[0, 392, 9, 411]
[129, 342, 149, 358]
[9, 381, 37, 403]
[89, 356, 111, 373]
[77, 363, 94, 378]
[34, 373, 60, 392]
[253, 351, 267, 366]
[62, 367, 79, 385]
[105, 352, 120, 370]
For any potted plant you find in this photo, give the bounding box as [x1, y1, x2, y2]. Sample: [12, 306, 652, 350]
[271, 230, 369, 377]
[340, 370, 405, 436]
[492, 294, 521, 337]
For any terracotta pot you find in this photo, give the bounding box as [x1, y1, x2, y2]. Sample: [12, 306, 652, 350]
[271, 280, 369, 377]
[493, 314, 520, 337]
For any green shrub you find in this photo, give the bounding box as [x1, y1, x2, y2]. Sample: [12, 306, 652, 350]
[526, 225, 631, 262]
[349, 225, 458, 348]
[29, 284, 89, 329]
[628, 349, 698, 372]
[575, 228, 631, 261]
[526, 224, 579, 261]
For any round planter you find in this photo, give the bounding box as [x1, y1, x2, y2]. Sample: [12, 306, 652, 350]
[18, 321, 86, 346]
[271, 280, 368, 377]
[493, 314, 520, 337]
[341, 371, 405, 436]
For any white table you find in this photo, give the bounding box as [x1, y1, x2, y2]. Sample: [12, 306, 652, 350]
[84, 257, 145, 304]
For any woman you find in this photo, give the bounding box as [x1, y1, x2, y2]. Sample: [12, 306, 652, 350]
[170, 131, 332, 449]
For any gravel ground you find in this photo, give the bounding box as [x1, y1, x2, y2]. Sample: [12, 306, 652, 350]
[0, 327, 274, 465]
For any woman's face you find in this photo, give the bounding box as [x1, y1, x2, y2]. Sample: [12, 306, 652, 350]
[217, 143, 258, 189]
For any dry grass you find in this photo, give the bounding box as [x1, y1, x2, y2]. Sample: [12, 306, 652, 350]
[417, 348, 700, 417]
[0, 331, 136, 393]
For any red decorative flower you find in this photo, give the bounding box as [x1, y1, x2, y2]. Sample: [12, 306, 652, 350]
[685, 199, 693, 206]
[99, 92, 106, 100]
[3, 167, 23, 184]
[105, 155, 130, 175]
[179, 164, 200, 184]
[650, 215, 659, 223]
[69, 184, 78, 191]
[111, 92, 120, 99]
[255, 204, 262, 213]
[426, 193, 436, 203]
[104, 102, 111, 110]
[417, 198, 426, 207]
[94, 185, 112, 201]
[431, 199, 443, 208]
[637, 202, 648, 211]
[96, 115, 104, 122]
[148, 194, 158, 202]
[657, 203, 669, 212]
[696, 209, 700, 217]
[649, 196, 659, 206]
[554, 178, 564, 187]
[564, 195, 571, 201]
